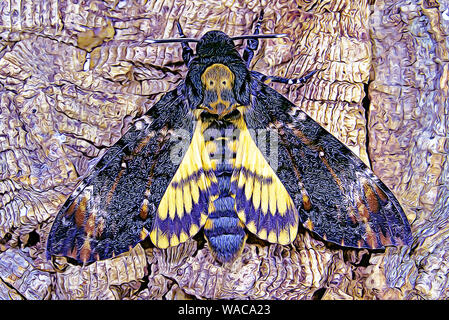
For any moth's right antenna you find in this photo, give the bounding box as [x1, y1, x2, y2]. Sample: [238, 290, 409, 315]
[242, 9, 289, 67]
[231, 34, 289, 41]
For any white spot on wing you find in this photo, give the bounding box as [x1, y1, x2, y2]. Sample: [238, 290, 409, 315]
[135, 121, 144, 130]
[297, 111, 307, 121]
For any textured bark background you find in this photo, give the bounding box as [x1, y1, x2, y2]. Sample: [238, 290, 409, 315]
[0, 0, 447, 300]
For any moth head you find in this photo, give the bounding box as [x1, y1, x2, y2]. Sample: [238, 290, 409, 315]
[195, 31, 237, 58]
[145, 28, 288, 110]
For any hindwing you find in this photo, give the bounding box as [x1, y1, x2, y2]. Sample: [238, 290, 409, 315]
[230, 117, 299, 245]
[150, 119, 219, 248]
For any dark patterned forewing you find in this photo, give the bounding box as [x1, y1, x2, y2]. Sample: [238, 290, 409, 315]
[47, 87, 196, 264]
[246, 78, 412, 249]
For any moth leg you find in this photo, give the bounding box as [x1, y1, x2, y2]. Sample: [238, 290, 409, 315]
[176, 20, 194, 65]
[243, 9, 264, 68]
[251, 70, 318, 86]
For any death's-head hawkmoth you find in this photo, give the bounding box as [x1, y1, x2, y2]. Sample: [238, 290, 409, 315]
[47, 11, 412, 265]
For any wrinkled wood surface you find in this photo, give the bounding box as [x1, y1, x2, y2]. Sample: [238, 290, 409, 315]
[0, 0, 446, 299]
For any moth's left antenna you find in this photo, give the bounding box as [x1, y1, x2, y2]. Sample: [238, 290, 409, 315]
[176, 20, 194, 64]
[143, 21, 196, 64]
[144, 21, 199, 45]
[231, 33, 289, 41]
[176, 20, 187, 38]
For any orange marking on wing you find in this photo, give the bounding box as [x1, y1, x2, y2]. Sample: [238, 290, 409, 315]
[67, 246, 78, 259]
[95, 217, 105, 239]
[276, 124, 313, 211]
[290, 127, 314, 146]
[84, 212, 96, 236]
[302, 191, 312, 211]
[320, 156, 344, 192]
[357, 239, 364, 248]
[106, 168, 125, 205]
[373, 184, 388, 202]
[348, 207, 358, 224]
[139, 198, 150, 220]
[289, 122, 342, 191]
[363, 182, 380, 214]
[75, 197, 87, 227]
[65, 199, 78, 217]
[79, 239, 91, 263]
[304, 218, 314, 231]
[133, 132, 154, 155]
[365, 224, 378, 249]
[357, 198, 370, 223]
[121, 131, 156, 166]
[378, 230, 388, 245]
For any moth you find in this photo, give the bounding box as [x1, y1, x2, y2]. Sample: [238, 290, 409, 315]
[47, 11, 412, 265]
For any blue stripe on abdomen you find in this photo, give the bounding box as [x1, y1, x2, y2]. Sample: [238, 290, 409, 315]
[204, 169, 246, 263]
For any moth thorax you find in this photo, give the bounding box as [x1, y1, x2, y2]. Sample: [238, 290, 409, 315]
[200, 64, 238, 117]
